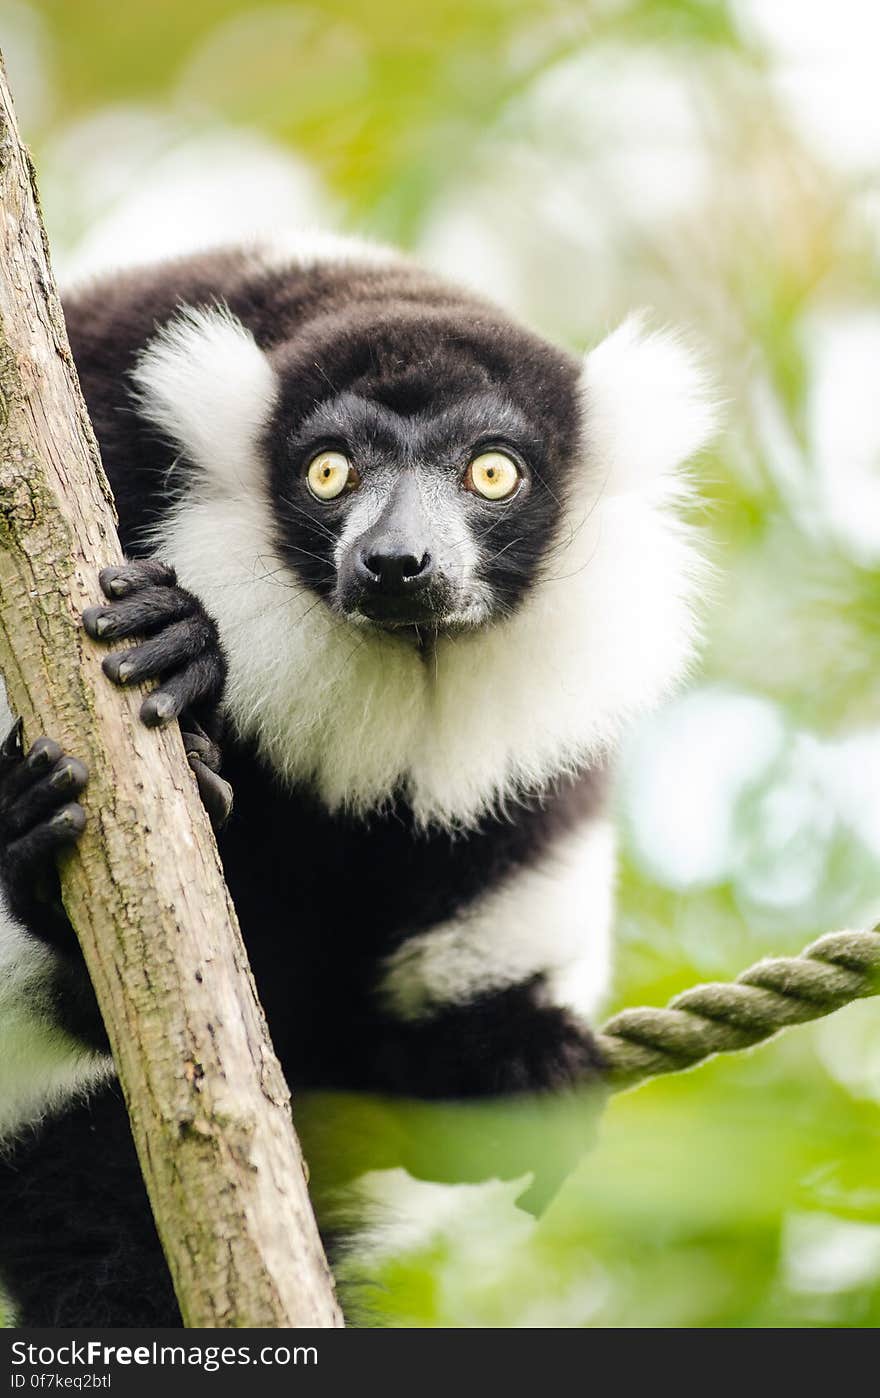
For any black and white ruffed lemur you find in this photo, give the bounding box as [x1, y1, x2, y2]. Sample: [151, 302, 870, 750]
[0, 233, 715, 1324]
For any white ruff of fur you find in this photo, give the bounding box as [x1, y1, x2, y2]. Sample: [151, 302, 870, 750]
[139, 303, 716, 829]
[130, 302, 278, 498]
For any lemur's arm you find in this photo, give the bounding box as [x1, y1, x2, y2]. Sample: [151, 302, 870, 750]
[356, 811, 615, 1099]
[364, 984, 605, 1098]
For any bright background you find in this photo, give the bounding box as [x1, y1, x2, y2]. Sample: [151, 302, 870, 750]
[4, 0, 880, 1327]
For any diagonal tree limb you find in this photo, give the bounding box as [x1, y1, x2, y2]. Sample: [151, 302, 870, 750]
[0, 54, 342, 1329]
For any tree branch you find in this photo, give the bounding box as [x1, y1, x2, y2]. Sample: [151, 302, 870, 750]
[0, 55, 342, 1329]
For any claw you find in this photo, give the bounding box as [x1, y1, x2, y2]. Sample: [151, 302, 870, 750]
[48, 758, 88, 792]
[102, 654, 135, 685]
[82, 606, 112, 639]
[26, 738, 62, 774]
[98, 567, 133, 599]
[48, 803, 86, 835]
[140, 691, 180, 726]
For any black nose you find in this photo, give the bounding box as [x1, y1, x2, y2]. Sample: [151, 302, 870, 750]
[358, 547, 433, 593]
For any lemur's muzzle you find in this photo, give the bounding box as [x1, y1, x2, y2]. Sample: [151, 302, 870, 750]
[340, 473, 450, 625]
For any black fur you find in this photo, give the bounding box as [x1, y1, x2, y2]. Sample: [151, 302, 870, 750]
[0, 1090, 176, 1326]
[215, 738, 607, 1095]
[0, 247, 609, 1325]
[0, 728, 98, 1049]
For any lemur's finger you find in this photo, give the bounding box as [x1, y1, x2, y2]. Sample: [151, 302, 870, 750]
[83, 586, 198, 643]
[98, 560, 177, 600]
[102, 616, 216, 689]
[139, 654, 225, 727]
[180, 720, 223, 774]
[0, 737, 65, 804]
[188, 755, 233, 829]
[6, 803, 86, 871]
[3, 757, 88, 837]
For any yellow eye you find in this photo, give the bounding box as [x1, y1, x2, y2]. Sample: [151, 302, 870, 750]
[306, 450, 358, 501]
[465, 451, 521, 501]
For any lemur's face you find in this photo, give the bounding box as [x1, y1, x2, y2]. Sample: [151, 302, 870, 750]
[265, 311, 582, 633]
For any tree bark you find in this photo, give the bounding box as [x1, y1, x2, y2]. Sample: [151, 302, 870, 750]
[0, 57, 342, 1329]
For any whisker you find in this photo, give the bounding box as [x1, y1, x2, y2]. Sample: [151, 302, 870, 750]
[537, 516, 605, 584]
[278, 497, 339, 544]
[279, 541, 335, 570]
[325, 631, 370, 691]
[482, 536, 527, 568]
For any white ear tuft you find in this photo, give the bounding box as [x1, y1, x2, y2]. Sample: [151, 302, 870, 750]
[581, 314, 719, 495]
[131, 304, 277, 493]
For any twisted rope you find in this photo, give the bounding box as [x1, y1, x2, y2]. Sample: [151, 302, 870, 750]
[595, 928, 880, 1093]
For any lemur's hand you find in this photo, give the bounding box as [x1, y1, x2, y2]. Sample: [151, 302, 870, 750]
[83, 560, 233, 829]
[83, 560, 226, 726]
[0, 720, 87, 941]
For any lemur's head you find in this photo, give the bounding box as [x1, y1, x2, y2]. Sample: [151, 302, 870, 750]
[133, 251, 717, 825]
[263, 306, 581, 635]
